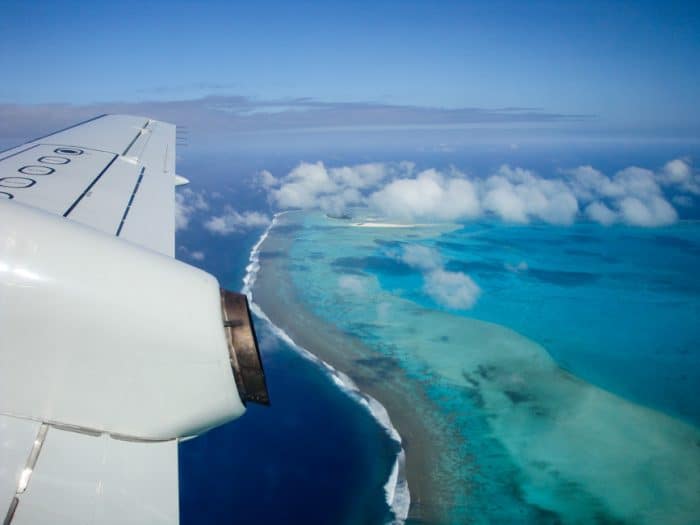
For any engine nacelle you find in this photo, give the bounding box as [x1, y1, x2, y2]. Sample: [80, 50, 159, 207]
[0, 200, 267, 441]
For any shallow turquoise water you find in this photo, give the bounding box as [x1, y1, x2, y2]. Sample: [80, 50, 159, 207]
[375, 221, 700, 426]
[284, 211, 700, 523]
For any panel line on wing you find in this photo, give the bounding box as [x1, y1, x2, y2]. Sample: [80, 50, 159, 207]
[122, 120, 151, 157]
[62, 154, 119, 218]
[3, 497, 19, 525]
[116, 167, 146, 236]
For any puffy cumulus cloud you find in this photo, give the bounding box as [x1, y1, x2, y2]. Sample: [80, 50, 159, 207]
[567, 166, 626, 201]
[424, 270, 481, 310]
[175, 188, 209, 230]
[397, 244, 481, 309]
[482, 165, 579, 225]
[488, 160, 695, 227]
[369, 169, 481, 222]
[563, 162, 692, 227]
[398, 244, 443, 271]
[259, 169, 278, 190]
[263, 157, 696, 228]
[585, 201, 617, 226]
[617, 196, 677, 227]
[659, 158, 700, 195]
[267, 161, 399, 215]
[317, 188, 363, 217]
[613, 167, 661, 199]
[662, 159, 691, 184]
[330, 163, 391, 189]
[269, 161, 336, 209]
[204, 207, 270, 235]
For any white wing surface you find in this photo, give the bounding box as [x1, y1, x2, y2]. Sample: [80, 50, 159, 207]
[0, 115, 209, 524]
[1, 415, 178, 525]
[0, 114, 176, 256]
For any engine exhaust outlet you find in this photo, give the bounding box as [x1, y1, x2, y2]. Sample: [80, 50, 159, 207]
[221, 290, 270, 406]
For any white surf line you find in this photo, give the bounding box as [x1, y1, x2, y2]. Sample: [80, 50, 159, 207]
[242, 213, 411, 524]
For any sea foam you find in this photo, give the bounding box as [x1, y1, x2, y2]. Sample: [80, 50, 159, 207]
[242, 214, 410, 524]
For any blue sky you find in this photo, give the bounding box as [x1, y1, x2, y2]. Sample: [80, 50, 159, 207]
[1, 0, 699, 136]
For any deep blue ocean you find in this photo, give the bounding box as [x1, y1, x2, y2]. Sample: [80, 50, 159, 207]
[174, 156, 400, 525]
[174, 139, 700, 524]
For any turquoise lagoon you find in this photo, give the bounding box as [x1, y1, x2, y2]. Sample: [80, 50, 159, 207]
[261, 211, 700, 524]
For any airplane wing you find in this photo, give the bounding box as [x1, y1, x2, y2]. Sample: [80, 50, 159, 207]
[0, 114, 176, 256]
[0, 115, 269, 524]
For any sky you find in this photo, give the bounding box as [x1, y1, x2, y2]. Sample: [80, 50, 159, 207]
[1, 0, 699, 138]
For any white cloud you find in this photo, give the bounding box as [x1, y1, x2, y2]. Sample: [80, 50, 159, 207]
[259, 169, 278, 189]
[175, 188, 209, 230]
[585, 201, 617, 226]
[270, 161, 337, 210]
[660, 158, 700, 195]
[263, 157, 695, 228]
[396, 244, 481, 309]
[482, 165, 579, 225]
[566, 164, 685, 227]
[618, 196, 677, 227]
[318, 187, 363, 217]
[481, 177, 528, 222]
[369, 169, 481, 222]
[330, 163, 388, 189]
[614, 167, 661, 199]
[204, 207, 270, 235]
[270, 161, 399, 216]
[573, 166, 679, 227]
[338, 275, 366, 295]
[398, 244, 442, 271]
[661, 158, 691, 185]
[566, 165, 625, 201]
[424, 269, 481, 309]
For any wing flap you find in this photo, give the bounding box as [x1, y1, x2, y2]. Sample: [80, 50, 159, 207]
[6, 425, 178, 525]
[116, 120, 176, 256]
[66, 160, 142, 237]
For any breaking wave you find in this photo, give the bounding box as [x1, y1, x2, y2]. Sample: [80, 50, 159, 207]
[242, 213, 410, 524]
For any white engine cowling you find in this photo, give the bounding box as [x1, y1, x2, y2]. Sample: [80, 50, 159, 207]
[0, 200, 250, 440]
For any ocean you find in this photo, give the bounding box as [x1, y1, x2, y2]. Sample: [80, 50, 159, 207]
[175, 157, 403, 525]
[175, 143, 700, 524]
[256, 210, 700, 523]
